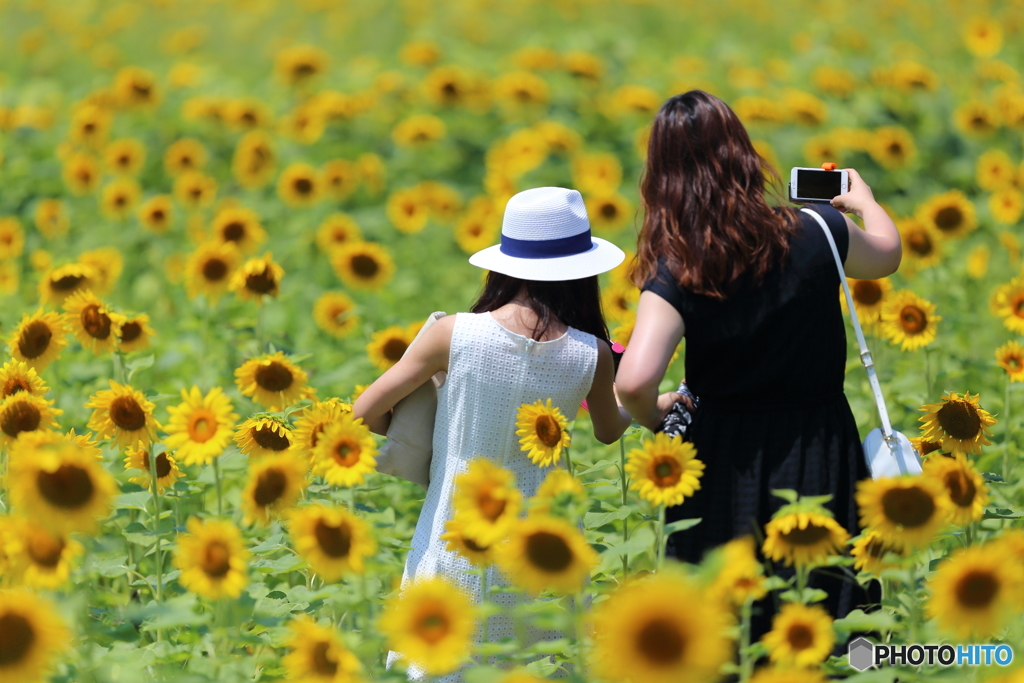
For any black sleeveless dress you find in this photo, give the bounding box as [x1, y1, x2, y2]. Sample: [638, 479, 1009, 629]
[643, 204, 875, 636]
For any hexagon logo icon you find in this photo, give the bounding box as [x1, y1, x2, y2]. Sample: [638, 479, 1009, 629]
[848, 637, 875, 672]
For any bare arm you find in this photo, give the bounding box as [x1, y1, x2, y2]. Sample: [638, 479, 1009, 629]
[615, 290, 686, 431]
[831, 168, 902, 279]
[585, 340, 633, 444]
[352, 315, 455, 435]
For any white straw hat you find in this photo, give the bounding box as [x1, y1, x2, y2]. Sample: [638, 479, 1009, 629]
[469, 187, 625, 281]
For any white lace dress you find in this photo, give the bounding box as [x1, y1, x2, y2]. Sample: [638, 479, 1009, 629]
[387, 311, 598, 681]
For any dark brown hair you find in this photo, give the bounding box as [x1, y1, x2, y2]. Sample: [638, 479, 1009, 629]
[633, 90, 798, 299]
[471, 272, 610, 345]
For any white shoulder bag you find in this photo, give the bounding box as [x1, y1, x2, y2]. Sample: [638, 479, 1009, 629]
[802, 207, 922, 478]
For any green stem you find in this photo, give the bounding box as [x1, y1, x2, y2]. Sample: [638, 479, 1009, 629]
[113, 350, 127, 385]
[1005, 378, 1012, 483]
[619, 438, 630, 578]
[256, 302, 266, 352]
[148, 444, 164, 641]
[656, 505, 666, 570]
[573, 590, 587, 679]
[739, 599, 754, 683]
[907, 562, 920, 644]
[796, 565, 809, 604]
[478, 565, 490, 658]
[213, 456, 223, 516]
[924, 348, 932, 398]
[564, 436, 574, 478]
[348, 484, 356, 512]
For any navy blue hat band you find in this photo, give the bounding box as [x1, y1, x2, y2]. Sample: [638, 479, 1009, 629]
[499, 230, 593, 259]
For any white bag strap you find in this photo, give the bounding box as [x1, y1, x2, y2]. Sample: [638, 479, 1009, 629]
[801, 208, 898, 448]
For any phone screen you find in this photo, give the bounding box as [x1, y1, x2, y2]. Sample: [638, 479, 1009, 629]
[796, 169, 842, 200]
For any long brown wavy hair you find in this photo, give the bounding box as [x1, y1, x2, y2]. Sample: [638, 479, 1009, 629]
[633, 90, 798, 299]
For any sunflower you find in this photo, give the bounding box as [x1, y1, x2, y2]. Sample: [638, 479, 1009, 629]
[400, 39, 441, 66]
[917, 190, 977, 239]
[0, 359, 48, 399]
[184, 241, 241, 303]
[910, 436, 945, 458]
[570, 152, 622, 194]
[602, 282, 639, 323]
[529, 468, 586, 517]
[977, 149, 1016, 191]
[77, 246, 124, 295]
[0, 217, 23, 260]
[5, 517, 84, 588]
[290, 398, 353, 459]
[173, 517, 249, 600]
[174, 171, 217, 209]
[114, 66, 160, 108]
[0, 261, 17, 296]
[61, 290, 124, 355]
[289, 504, 377, 580]
[316, 214, 363, 253]
[494, 71, 550, 109]
[309, 415, 378, 487]
[924, 454, 989, 526]
[452, 458, 522, 546]
[100, 178, 142, 220]
[868, 126, 916, 170]
[844, 277, 892, 327]
[232, 130, 277, 188]
[707, 536, 768, 607]
[512, 399, 570, 468]
[585, 192, 632, 233]
[366, 325, 414, 371]
[440, 517, 495, 567]
[391, 114, 447, 147]
[850, 531, 908, 575]
[234, 415, 293, 459]
[38, 262, 95, 306]
[281, 106, 326, 145]
[241, 452, 307, 525]
[62, 152, 101, 195]
[118, 314, 155, 353]
[0, 393, 62, 447]
[69, 103, 112, 146]
[34, 199, 69, 239]
[966, 245, 989, 279]
[386, 187, 430, 235]
[137, 194, 174, 233]
[103, 138, 146, 175]
[453, 212, 499, 255]
[423, 65, 475, 107]
[591, 571, 732, 683]
[277, 163, 322, 207]
[282, 615, 364, 682]
[275, 44, 328, 86]
[954, 100, 1000, 136]
[625, 432, 705, 507]
[7, 440, 117, 533]
[234, 352, 311, 410]
[123, 444, 184, 492]
[164, 138, 208, 175]
[762, 510, 849, 568]
[163, 386, 238, 466]
[378, 576, 477, 677]
[964, 16, 1003, 57]
[0, 590, 70, 683]
[761, 603, 834, 668]
[322, 159, 359, 200]
[856, 476, 950, 549]
[314, 292, 360, 338]
[991, 188, 1024, 225]
[210, 206, 266, 253]
[85, 381, 160, 449]
[927, 543, 1023, 639]
[919, 391, 997, 457]
[356, 153, 386, 194]
[996, 341, 1024, 382]
[229, 252, 284, 302]
[898, 217, 942, 268]
[495, 515, 597, 595]
[879, 290, 940, 351]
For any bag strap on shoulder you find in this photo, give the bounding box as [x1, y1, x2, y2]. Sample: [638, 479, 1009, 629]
[801, 208, 897, 446]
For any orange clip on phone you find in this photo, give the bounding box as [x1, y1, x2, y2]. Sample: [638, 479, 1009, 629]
[821, 162, 837, 171]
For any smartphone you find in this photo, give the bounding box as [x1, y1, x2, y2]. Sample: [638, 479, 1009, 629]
[789, 167, 849, 204]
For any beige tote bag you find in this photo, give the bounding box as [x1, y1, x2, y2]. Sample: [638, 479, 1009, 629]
[375, 311, 447, 488]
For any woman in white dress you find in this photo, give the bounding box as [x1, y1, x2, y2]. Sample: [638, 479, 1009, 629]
[353, 187, 681, 680]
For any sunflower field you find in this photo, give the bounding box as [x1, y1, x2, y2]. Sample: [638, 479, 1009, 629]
[1, 0, 1024, 681]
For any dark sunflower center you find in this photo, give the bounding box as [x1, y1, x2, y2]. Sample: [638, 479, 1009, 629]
[332, 440, 361, 467]
[314, 519, 352, 558]
[153, 453, 173, 478]
[936, 401, 982, 441]
[525, 531, 573, 573]
[853, 281, 883, 306]
[202, 541, 232, 578]
[202, 257, 229, 282]
[600, 202, 618, 219]
[416, 612, 450, 644]
[222, 221, 246, 242]
[18, 320, 53, 359]
[382, 338, 408, 362]
[650, 456, 683, 487]
[52, 273, 86, 292]
[478, 488, 507, 522]
[934, 207, 963, 232]
[534, 414, 562, 448]
[293, 177, 313, 195]
[28, 532, 65, 568]
[955, 570, 998, 608]
[865, 536, 897, 559]
[635, 617, 685, 666]
[943, 469, 977, 508]
[351, 254, 379, 278]
[252, 424, 290, 451]
[120, 321, 142, 343]
[245, 267, 276, 294]
[2, 378, 32, 397]
[81, 304, 112, 340]
[899, 305, 926, 334]
[111, 395, 147, 431]
[37, 464, 94, 509]
[151, 209, 165, 221]
[255, 362, 293, 392]
[787, 624, 814, 650]
[293, 63, 317, 78]
[253, 468, 287, 506]
[1008, 355, 1023, 371]
[464, 537, 488, 553]
[880, 486, 936, 528]
[0, 400, 41, 437]
[310, 641, 338, 676]
[888, 141, 903, 155]
[908, 231, 933, 256]
[780, 523, 832, 546]
[0, 613, 34, 666]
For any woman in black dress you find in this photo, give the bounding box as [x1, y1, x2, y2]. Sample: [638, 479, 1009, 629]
[615, 91, 902, 635]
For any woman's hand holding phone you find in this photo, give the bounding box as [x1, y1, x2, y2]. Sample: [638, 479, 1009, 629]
[830, 168, 877, 218]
